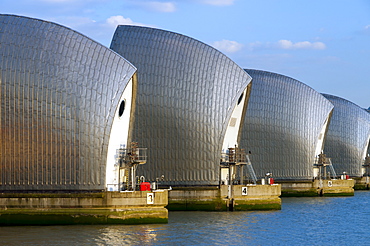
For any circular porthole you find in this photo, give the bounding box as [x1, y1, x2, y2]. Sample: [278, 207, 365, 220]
[118, 100, 125, 117]
[237, 93, 244, 105]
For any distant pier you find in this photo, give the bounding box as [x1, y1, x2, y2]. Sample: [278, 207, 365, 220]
[279, 179, 354, 197]
[354, 177, 370, 190]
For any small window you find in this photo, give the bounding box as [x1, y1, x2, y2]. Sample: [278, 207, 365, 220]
[237, 93, 244, 105]
[118, 100, 125, 117]
[229, 117, 237, 127]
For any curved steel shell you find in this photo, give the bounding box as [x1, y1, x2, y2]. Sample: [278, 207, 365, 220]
[322, 94, 370, 177]
[0, 15, 136, 191]
[240, 69, 334, 180]
[110, 26, 252, 186]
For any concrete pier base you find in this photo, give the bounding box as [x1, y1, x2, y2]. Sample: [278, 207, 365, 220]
[167, 185, 281, 211]
[280, 179, 355, 197]
[354, 177, 370, 190]
[0, 191, 168, 225]
[225, 184, 281, 211]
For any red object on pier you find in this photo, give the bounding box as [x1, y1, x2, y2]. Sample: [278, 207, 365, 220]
[140, 182, 151, 191]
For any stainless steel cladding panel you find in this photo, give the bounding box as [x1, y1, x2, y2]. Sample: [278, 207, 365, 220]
[110, 26, 252, 186]
[322, 94, 370, 177]
[0, 15, 136, 191]
[240, 70, 334, 180]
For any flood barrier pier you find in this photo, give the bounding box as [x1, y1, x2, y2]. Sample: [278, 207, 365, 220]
[280, 179, 354, 197]
[0, 190, 168, 225]
[167, 184, 281, 211]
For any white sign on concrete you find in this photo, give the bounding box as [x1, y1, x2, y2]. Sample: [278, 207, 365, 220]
[242, 187, 248, 196]
[147, 193, 154, 204]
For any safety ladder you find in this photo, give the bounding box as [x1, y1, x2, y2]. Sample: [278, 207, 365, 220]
[327, 159, 337, 179]
[246, 155, 257, 184]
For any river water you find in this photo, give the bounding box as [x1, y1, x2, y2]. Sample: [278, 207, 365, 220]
[1, 191, 370, 245]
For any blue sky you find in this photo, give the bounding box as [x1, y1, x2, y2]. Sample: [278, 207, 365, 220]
[1, 0, 369, 108]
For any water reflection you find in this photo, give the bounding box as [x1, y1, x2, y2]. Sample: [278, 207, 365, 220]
[92, 225, 162, 245]
[1, 192, 370, 245]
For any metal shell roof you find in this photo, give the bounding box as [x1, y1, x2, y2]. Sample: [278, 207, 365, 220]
[0, 15, 136, 191]
[110, 25, 252, 186]
[322, 94, 370, 177]
[240, 69, 334, 180]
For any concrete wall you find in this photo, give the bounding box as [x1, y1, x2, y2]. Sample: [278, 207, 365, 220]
[354, 177, 370, 190]
[224, 184, 281, 197]
[0, 191, 168, 208]
[280, 179, 354, 196]
[0, 191, 168, 225]
[227, 185, 281, 211]
[168, 185, 281, 211]
[168, 187, 225, 211]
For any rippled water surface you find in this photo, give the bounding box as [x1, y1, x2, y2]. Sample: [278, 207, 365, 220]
[2, 191, 370, 245]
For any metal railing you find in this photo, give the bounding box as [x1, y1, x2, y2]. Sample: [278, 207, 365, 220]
[314, 154, 337, 179]
[116, 148, 147, 166]
[221, 147, 247, 164]
[220, 147, 257, 185]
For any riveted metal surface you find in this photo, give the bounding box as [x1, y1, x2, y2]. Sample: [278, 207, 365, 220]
[110, 26, 252, 186]
[240, 69, 334, 180]
[0, 15, 136, 191]
[322, 94, 370, 177]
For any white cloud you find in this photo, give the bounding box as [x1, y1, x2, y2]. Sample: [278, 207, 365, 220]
[134, 1, 176, 12]
[364, 25, 370, 34]
[247, 40, 326, 50]
[247, 41, 264, 50]
[52, 15, 155, 46]
[212, 39, 243, 53]
[277, 40, 326, 50]
[106, 16, 146, 27]
[200, 0, 235, 6]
